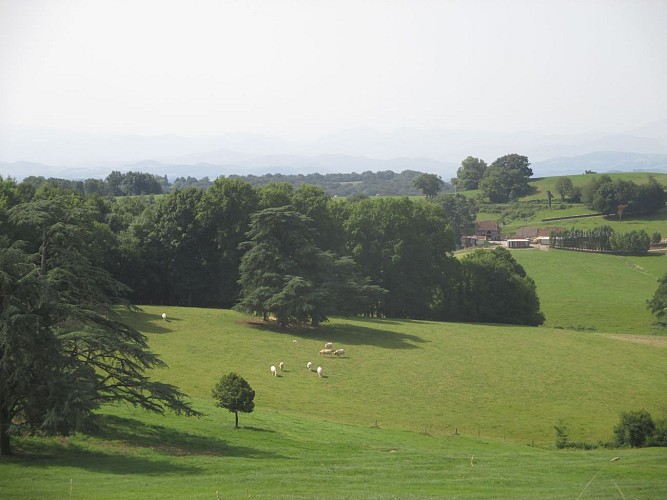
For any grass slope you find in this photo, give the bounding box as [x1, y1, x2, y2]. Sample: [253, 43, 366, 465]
[510, 249, 666, 334]
[3, 406, 666, 499]
[125, 307, 667, 445]
[3, 306, 667, 498]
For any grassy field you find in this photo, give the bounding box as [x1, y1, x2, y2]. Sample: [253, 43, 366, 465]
[510, 248, 666, 334]
[3, 404, 666, 499]
[4, 303, 667, 498]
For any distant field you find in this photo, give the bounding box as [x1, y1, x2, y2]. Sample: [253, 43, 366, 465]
[509, 247, 666, 334]
[526, 172, 667, 201]
[468, 171, 667, 236]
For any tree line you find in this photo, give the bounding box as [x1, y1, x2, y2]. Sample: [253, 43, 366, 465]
[0, 175, 539, 325]
[19, 169, 455, 198]
[549, 226, 653, 255]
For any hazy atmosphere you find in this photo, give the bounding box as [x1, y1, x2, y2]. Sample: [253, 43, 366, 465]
[2, 0, 667, 175]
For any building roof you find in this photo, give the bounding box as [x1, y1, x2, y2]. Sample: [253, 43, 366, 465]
[475, 220, 499, 231]
[515, 226, 565, 238]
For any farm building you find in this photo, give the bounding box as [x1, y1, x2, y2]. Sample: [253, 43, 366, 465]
[507, 239, 531, 248]
[515, 226, 564, 241]
[460, 235, 478, 248]
[475, 220, 500, 240]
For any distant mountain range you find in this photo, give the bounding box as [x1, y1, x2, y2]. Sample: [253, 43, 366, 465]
[2, 122, 667, 181]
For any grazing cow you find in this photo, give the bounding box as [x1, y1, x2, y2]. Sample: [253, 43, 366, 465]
[319, 349, 333, 356]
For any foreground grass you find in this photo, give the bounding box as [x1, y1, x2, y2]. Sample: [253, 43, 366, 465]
[2, 405, 666, 499]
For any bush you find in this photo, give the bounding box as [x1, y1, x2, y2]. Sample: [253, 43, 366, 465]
[613, 409, 656, 447]
[648, 419, 667, 446]
[652, 232, 662, 245]
[554, 423, 569, 449]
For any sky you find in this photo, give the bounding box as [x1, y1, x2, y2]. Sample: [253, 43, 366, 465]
[1, 0, 667, 142]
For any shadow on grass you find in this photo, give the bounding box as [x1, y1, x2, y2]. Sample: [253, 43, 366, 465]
[9, 440, 201, 475]
[7, 414, 286, 475]
[88, 414, 286, 460]
[120, 309, 180, 334]
[246, 320, 427, 349]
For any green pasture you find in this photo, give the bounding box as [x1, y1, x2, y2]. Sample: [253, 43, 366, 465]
[468, 171, 667, 236]
[477, 202, 667, 236]
[3, 305, 667, 498]
[510, 247, 666, 334]
[3, 405, 666, 499]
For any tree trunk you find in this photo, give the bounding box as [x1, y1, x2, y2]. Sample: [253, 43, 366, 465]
[234, 411, 239, 429]
[0, 408, 11, 456]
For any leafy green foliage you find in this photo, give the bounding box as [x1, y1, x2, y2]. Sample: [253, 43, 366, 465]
[212, 373, 255, 428]
[413, 173, 445, 198]
[581, 174, 666, 215]
[614, 410, 656, 447]
[554, 177, 574, 201]
[434, 193, 478, 244]
[647, 272, 667, 322]
[345, 197, 455, 318]
[479, 154, 533, 203]
[460, 247, 545, 325]
[235, 207, 383, 325]
[453, 156, 487, 191]
[609, 229, 651, 255]
[0, 196, 200, 455]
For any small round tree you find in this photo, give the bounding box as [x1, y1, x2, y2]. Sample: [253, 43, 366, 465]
[212, 373, 255, 428]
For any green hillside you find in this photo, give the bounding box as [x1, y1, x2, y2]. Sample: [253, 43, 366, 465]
[104, 306, 667, 444]
[467, 171, 667, 235]
[3, 305, 667, 498]
[510, 249, 666, 334]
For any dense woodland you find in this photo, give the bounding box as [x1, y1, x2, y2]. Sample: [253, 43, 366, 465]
[1, 173, 540, 325]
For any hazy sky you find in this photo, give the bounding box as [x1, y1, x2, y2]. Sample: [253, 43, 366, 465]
[2, 0, 667, 140]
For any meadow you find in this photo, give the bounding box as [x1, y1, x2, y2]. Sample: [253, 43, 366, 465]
[2, 293, 666, 498]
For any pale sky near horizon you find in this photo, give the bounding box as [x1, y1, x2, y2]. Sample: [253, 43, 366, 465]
[1, 0, 667, 140]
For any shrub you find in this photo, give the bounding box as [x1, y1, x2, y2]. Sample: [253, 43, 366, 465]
[648, 419, 667, 446]
[554, 423, 569, 449]
[613, 409, 656, 447]
[652, 232, 662, 245]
